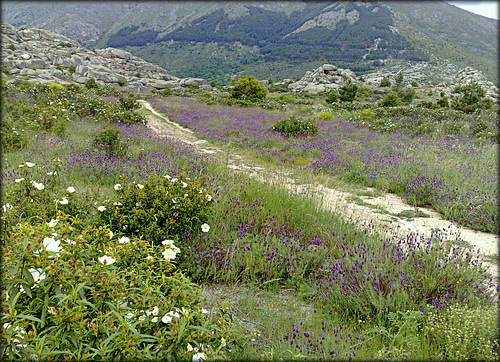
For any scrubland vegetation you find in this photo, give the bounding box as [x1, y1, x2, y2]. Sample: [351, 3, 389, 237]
[1, 79, 498, 360]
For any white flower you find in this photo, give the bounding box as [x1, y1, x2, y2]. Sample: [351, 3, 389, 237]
[15, 178, 25, 183]
[164, 175, 171, 180]
[113, 202, 123, 206]
[98, 255, 116, 265]
[2, 203, 13, 213]
[97, 206, 106, 212]
[108, 230, 114, 239]
[171, 245, 180, 253]
[206, 194, 212, 201]
[59, 198, 68, 205]
[33, 182, 45, 190]
[187, 343, 194, 352]
[118, 236, 130, 244]
[148, 306, 159, 317]
[201, 223, 210, 233]
[161, 311, 180, 323]
[146, 255, 154, 261]
[161, 239, 175, 246]
[192, 352, 206, 362]
[66, 186, 76, 193]
[43, 237, 62, 254]
[181, 181, 188, 188]
[114, 183, 122, 190]
[28, 268, 46, 286]
[152, 316, 159, 323]
[136, 184, 144, 189]
[171, 178, 178, 182]
[162, 248, 177, 261]
[201, 308, 209, 314]
[125, 312, 135, 320]
[25, 162, 35, 168]
[184, 193, 189, 197]
[48, 219, 59, 227]
[172, 198, 178, 203]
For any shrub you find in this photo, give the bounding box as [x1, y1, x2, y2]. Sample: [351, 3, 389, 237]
[118, 94, 139, 111]
[92, 127, 128, 156]
[0, 117, 27, 152]
[1, 213, 243, 360]
[48, 82, 65, 91]
[397, 87, 416, 104]
[112, 110, 146, 125]
[117, 80, 127, 87]
[417, 101, 439, 110]
[7, 44, 15, 51]
[2, 67, 11, 75]
[97, 174, 213, 246]
[339, 83, 358, 102]
[411, 80, 419, 88]
[65, 83, 81, 93]
[230, 76, 267, 101]
[277, 94, 297, 104]
[436, 97, 449, 108]
[160, 86, 172, 97]
[451, 82, 492, 113]
[425, 304, 499, 360]
[316, 111, 334, 120]
[380, 77, 391, 87]
[68, 65, 76, 74]
[272, 116, 318, 137]
[379, 92, 400, 107]
[325, 90, 339, 104]
[85, 77, 98, 89]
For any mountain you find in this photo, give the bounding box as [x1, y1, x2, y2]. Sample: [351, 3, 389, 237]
[2, 1, 497, 85]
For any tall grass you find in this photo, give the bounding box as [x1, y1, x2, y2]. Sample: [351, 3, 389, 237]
[1, 83, 498, 360]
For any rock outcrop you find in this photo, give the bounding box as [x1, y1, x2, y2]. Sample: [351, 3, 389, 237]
[287, 64, 358, 94]
[1, 23, 211, 92]
[435, 67, 498, 101]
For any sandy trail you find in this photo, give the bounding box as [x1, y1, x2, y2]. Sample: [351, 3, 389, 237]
[138, 100, 498, 281]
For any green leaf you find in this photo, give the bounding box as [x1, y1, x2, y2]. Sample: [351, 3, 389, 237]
[9, 260, 23, 277]
[16, 314, 43, 324]
[177, 319, 187, 343]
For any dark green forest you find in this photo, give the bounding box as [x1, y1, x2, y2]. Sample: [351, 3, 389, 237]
[107, 1, 428, 81]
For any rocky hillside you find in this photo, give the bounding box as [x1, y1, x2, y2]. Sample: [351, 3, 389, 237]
[2, 1, 497, 85]
[0, 23, 210, 92]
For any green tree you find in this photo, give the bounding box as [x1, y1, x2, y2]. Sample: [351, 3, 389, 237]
[325, 90, 339, 104]
[85, 78, 98, 89]
[395, 71, 404, 85]
[397, 87, 416, 104]
[380, 77, 391, 87]
[230, 76, 267, 101]
[451, 82, 493, 113]
[339, 83, 358, 102]
[380, 92, 400, 107]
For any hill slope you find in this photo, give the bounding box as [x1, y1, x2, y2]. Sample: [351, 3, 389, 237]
[2, 1, 497, 84]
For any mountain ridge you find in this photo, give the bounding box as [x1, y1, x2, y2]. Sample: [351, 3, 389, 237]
[2, 1, 497, 84]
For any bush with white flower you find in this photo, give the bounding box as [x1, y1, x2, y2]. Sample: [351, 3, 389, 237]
[1, 212, 243, 360]
[97, 173, 213, 246]
[2, 161, 100, 227]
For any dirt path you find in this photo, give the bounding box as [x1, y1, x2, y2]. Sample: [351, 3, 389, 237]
[138, 100, 498, 280]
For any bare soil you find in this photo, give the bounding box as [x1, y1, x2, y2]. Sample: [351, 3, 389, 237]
[138, 100, 498, 281]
